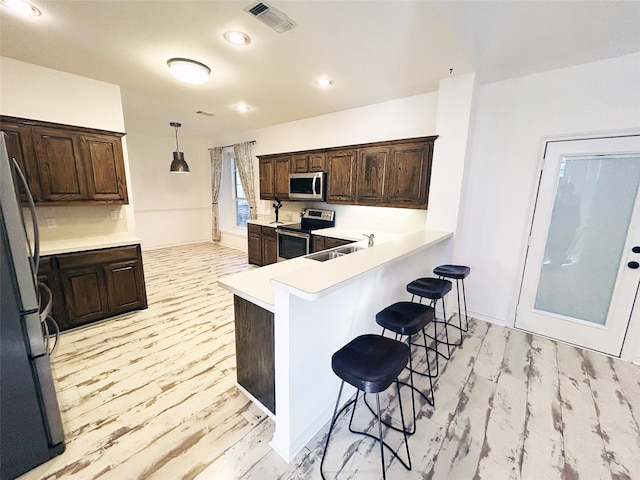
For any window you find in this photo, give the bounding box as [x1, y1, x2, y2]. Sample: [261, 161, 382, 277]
[233, 160, 250, 227]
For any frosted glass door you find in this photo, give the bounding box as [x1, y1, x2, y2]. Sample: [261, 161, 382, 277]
[516, 134, 640, 356]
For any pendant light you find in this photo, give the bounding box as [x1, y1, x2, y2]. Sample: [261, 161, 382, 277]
[169, 122, 190, 173]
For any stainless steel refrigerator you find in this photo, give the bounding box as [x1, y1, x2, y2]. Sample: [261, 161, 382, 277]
[1, 134, 65, 479]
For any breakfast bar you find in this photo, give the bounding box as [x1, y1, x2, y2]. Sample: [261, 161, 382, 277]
[218, 228, 452, 462]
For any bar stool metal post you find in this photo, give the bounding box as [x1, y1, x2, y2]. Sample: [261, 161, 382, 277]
[434, 264, 471, 334]
[406, 277, 456, 360]
[370, 301, 438, 427]
[320, 334, 411, 480]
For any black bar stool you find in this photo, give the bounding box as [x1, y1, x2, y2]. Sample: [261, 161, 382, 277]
[320, 334, 411, 480]
[370, 302, 438, 430]
[406, 277, 456, 360]
[434, 264, 471, 334]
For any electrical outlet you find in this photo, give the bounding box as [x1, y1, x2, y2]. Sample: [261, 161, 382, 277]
[46, 218, 57, 228]
[110, 210, 122, 220]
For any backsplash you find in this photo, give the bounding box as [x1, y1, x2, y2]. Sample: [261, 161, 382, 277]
[257, 200, 427, 233]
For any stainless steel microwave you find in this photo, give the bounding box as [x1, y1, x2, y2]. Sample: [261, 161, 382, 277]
[289, 172, 325, 201]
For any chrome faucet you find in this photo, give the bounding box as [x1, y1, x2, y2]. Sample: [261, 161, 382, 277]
[364, 233, 375, 247]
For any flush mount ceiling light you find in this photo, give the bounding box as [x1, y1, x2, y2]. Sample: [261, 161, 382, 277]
[169, 122, 190, 173]
[224, 31, 251, 46]
[1, 0, 41, 16]
[234, 103, 251, 112]
[167, 58, 211, 84]
[314, 76, 333, 88]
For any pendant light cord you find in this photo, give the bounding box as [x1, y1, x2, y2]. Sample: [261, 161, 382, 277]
[174, 124, 180, 152]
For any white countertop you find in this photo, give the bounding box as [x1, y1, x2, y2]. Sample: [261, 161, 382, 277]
[218, 228, 452, 311]
[248, 219, 403, 243]
[40, 233, 142, 256]
[247, 218, 297, 228]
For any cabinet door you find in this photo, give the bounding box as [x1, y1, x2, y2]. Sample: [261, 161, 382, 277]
[311, 235, 326, 253]
[291, 154, 309, 173]
[274, 156, 291, 199]
[104, 258, 147, 314]
[59, 264, 109, 328]
[80, 134, 128, 203]
[37, 256, 69, 331]
[309, 152, 326, 172]
[1, 122, 43, 201]
[262, 226, 278, 265]
[357, 147, 389, 204]
[325, 237, 353, 249]
[32, 127, 87, 201]
[234, 295, 275, 414]
[388, 142, 431, 207]
[247, 224, 263, 265]
[259, 158, 274, 200]
[326, 149, 357, 203]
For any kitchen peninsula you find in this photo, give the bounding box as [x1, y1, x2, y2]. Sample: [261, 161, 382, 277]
[219, 227, 452, 462]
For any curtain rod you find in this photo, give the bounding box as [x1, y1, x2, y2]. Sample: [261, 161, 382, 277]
[209, 140, 256, 150]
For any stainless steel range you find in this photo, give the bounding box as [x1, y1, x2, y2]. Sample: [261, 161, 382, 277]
[276, 208, 335, 261]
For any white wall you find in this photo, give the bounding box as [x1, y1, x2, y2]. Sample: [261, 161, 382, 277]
[0, 57, 135, 241]
[458, 53, 640, 360]
[126, 131, 212, 250]
[215, 91, 441, 247]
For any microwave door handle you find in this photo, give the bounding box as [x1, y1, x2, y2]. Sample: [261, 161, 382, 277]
[313, 176, 319, 194]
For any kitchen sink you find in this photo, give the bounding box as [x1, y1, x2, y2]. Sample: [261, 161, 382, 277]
[306, 244, 365, 262]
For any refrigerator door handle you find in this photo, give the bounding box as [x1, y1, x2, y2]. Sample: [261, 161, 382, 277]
[11, 157, 40, 274]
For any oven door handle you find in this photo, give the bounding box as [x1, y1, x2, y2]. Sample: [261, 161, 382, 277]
[277, 230, 310, 240]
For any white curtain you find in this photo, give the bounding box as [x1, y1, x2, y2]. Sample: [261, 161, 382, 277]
[233, 141, 257, 221]
[209, 147, 223, 241]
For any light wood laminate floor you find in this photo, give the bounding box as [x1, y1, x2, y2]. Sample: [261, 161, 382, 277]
[18, 242, 640, 480]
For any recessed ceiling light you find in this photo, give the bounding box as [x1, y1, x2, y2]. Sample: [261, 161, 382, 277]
[224, 31, 251, 46]
[314, 77, 333, 88]
[1, 0, 41, 16]
[234, 103, 251, 112]
[167, 58, 211, 84]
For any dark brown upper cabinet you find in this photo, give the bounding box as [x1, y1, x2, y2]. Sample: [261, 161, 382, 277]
[387, 142, 433, 207]
[356, 146, 389, 204]
[257, 136, 437, 209]
[326, 149, 358, 203]
[258, 154, 290, 200]
[259, 157, 275, 200]
[1, 116, 128, 205]
[1, 121, 42, 202]
[291, 152, 326, 173]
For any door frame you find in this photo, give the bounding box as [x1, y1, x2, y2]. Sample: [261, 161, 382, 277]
[508, 129, 640, 363]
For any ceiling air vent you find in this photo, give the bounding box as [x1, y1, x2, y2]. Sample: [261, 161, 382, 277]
[244, 1, 296, 33]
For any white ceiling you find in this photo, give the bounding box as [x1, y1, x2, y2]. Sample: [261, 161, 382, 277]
[1, 1, 639, 139]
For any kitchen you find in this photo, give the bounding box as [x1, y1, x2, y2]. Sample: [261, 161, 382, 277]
[1, 1, 640, 479]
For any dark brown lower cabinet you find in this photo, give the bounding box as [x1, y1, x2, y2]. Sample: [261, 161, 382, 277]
[36, 256, 66, 329]
[312, 235, 354, 252]
[234, 295, 275, 414]
[247, 223, 278, 266]
[60, 263, 110, 327]
[41, 244, 147, 331]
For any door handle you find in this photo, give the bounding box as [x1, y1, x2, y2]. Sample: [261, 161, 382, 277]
[633, 246, 640, 254]
[628, 261, 640, 269]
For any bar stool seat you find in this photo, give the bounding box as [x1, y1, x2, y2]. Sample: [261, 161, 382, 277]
[332, 334, 409, 393]
[433, 264, 470, 280]
[373, 302, 438, 428]
[434, 264, 471, 334]
[321, 334, 411, 480]
[376, 301, 433, 336]
[406, 277, 452, 300]
[406, 277, 456, 360]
